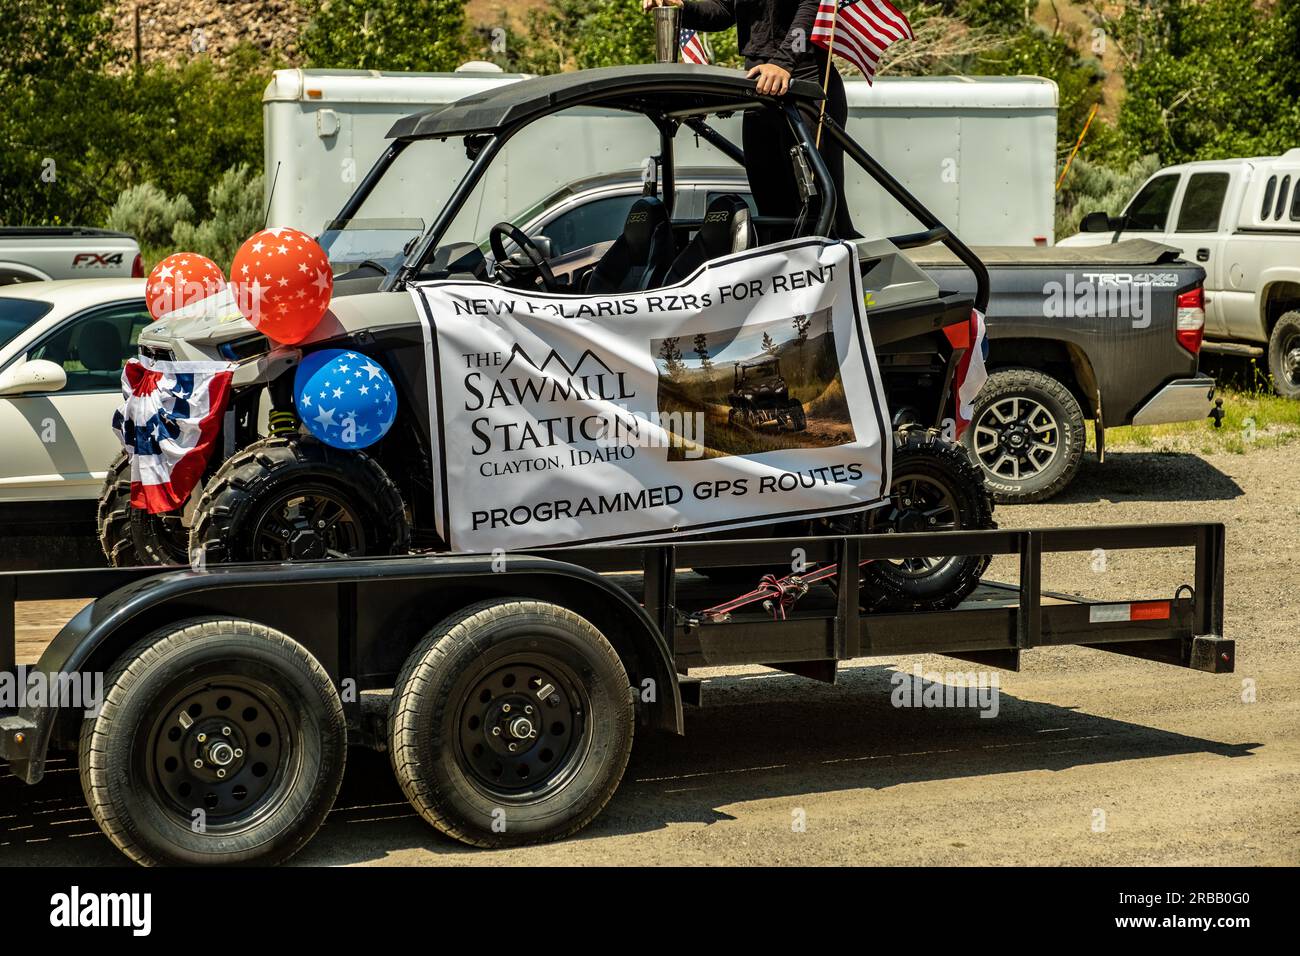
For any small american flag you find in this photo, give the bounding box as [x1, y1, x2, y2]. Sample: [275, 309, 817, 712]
[811, 0, 914, 84]
[113, 356, 236, 513]
[679, 28, 711, 65]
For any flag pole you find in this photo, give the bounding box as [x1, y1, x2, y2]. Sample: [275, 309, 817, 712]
[1056, 102, 1099, 192]
[815, 5, 839, 150]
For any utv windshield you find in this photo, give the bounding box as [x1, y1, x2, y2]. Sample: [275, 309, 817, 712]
[319, 138, 472, 270]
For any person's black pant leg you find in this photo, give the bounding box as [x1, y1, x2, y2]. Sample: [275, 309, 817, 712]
[741, 76, 857, 240]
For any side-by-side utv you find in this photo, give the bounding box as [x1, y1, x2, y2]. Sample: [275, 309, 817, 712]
[100, 64, 994, 614]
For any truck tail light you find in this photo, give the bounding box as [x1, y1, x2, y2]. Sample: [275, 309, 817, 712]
[1176, 286, 1204, 354]
[131, 253, 144, 278]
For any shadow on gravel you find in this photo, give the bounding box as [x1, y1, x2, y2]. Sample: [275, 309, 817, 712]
[0, 663, 1257, 866]
[1040, 451, 1244, 505]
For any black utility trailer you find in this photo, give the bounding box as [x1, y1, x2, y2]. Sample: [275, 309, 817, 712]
[1, 521, 1231, 866]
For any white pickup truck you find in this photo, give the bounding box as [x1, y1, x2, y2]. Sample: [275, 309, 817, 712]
[1060, 149, 1300, 397]
[0, 227, 142, 285]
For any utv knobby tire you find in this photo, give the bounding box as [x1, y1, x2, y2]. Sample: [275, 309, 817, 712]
[79, 618, 346, 866]
[861, 428, 995, 612]
[97, 452, 190, 566]
[962, 368, 1085, 504]
[1267, 311, 1300, 400]
[188, 436, 409, 563]
[389, 599, 634, 848]
[97, 452, 139, 566]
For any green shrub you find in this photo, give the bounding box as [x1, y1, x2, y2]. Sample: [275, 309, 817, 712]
[171, 165, 265, 271]
[1055, 154, 1161, 240]
[106, 183, 196, 251]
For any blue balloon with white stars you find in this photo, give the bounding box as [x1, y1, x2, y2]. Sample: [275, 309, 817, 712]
[294, 348, 397, 450]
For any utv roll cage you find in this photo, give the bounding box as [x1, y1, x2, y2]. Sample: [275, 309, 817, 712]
[335, 63, 989, 314]
[734, 358, 782, 386]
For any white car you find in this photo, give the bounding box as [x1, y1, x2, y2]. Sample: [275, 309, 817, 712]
[1060, 149, 1300, 397]
[0, 279, 150, 543]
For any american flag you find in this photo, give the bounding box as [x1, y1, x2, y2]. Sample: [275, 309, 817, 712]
[947, 309, 989, 439]
[113, 356, 236, 513]
[811, 0, 914, 84]
[679, 28, 710, 65]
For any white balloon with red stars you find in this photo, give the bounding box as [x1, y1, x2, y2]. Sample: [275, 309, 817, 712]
[230, 226, 333, 345]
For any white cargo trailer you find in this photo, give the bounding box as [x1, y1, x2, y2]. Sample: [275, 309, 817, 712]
[264, 66, 1057, 247]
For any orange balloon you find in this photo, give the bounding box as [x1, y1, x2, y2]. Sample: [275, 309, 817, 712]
[230, 227, 333, 345]
[145, 253, 226, 320]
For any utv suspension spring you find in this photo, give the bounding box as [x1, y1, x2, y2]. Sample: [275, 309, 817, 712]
[268, 409, 299, 436]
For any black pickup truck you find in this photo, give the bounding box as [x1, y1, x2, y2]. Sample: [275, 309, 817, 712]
[910, 239, 1215, 502]
[493, 169, 1215, 504]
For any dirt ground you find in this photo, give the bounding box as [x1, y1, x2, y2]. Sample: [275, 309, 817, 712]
[2, 442, 1297, 866]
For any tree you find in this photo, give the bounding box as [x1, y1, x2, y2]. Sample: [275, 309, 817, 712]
[1099, 0, 1300, 164]
[761, 332, 779, 357]
[660, 337, 686, 378]
[692, 333, 713, 371]
[514, 0, 741, 73]
[298, 0, 471, 72]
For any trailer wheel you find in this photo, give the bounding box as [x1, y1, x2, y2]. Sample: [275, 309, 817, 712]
[389, 600, 633, 848]
[962, 368, 1085, 503]
[1268, 311, 1300, 400]
[96, 452, 190, 566]
[79, 618, 346, 866]
[860, 428, 994, 611]
[188, 436, 410, 563]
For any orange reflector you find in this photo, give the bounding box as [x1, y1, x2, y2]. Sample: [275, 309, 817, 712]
[1130, 600, 1171, 621]
[307, 89, 323, 98]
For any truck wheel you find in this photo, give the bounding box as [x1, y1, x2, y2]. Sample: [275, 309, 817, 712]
[188, 436, 410, 563]
[860, 428, 994, 612]
[1268, 311, 1300, 400]
[963, 368, 1085, 503]
[79, 618, 347, 866]
[97, 452, 190, 567]
[389, 599, 634, 848]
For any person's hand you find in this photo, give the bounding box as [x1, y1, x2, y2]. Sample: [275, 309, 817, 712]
[642, 0, 683, 10]
[748, 63, 791, 96]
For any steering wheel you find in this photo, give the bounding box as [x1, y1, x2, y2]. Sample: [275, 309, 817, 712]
[489, 222, 559, 293]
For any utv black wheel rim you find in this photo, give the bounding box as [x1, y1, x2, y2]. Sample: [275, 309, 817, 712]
[973, 395, 1060, 481]
[250, 484, 366, 560]
[457, 658, 588, 801]
[155, 512, 191, 563]
[869, 473, 960, 577]
[145, 678, 296, 830]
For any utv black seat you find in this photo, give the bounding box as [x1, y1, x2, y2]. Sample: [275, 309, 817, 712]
[664, 194, 755, 284]
[586, 196, 673, 293]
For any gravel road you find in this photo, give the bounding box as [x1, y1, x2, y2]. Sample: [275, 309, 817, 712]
[2, 443, 1296, 866]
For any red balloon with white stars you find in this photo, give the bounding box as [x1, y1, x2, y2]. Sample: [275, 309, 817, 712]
[145, 252, 226, 320]
[230, 227, 333, 345]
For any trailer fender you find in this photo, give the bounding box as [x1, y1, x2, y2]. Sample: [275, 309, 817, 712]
[11, 556, 683, 785]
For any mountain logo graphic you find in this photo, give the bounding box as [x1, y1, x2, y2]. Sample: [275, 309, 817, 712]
[501, 344, 616, 376]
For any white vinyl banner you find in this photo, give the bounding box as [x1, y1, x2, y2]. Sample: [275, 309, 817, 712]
[411, 238, 892, 551]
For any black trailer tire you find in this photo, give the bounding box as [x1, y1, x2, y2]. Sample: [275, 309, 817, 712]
[860, 428, 995, 612]
[1267, 311, 1300, 400]
[97, 452, 190, 567]
[79, 618, 346, 866]
[389, 599, 634, 848]
[962, 368, 1085, 503]
[188, 436, 410, 563]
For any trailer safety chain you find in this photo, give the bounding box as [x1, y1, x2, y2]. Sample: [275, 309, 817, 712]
[694, 560, 874, 623]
